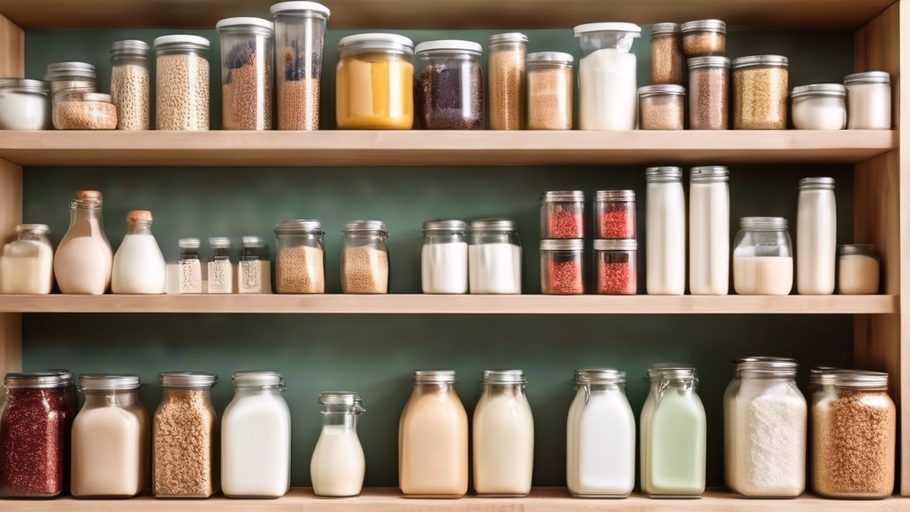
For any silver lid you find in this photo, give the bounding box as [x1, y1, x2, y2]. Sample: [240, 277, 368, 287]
[423, 219, 468, 232]
[471, 218, 516, 231]
[791, 83, 846, 98]
[740, 216, 787, 230]
[593, 239, 638, 251]
[0, 78, 49, 95]
[527, 52, 574, 66]
[687, 56, 730, 70]
[844, 71, 890, 86]
[809, 366, 839, 386]
[159, 371, 218, 387]
[647, 364, 697, 381]
[732, 55, 789, 70]
[541, 190, 584, 202]
[799, 177, 835, 190]
[343, 220, 388, 233]
[337, 33, 414, 54]
[691, 166, 729, 181]
[78, 373, 141, 391]
[110, 39, 150, 56]
[45, 61, 97, 81]
[208, 237, 231, 248]
[645, 166, 683, 181]
[16, 224, 50, 235]
[680, 19, 726, 33]
[838, 243, 875, 255]
[275, 219, 324, 234]
[413, 370, 457, 384]
[45, 369, 73, 385]
[4, 372, 69, 389]
[178, 237, 201, 249]
[650, 22, 680, 35]
[576, 367, 626, 384]
[638, 84, 685, 97]
[734, 357, 798, 374]
[318, 391, 363, 405]
[829, 369, 889, 388]
[488, 32, 528, 46]
[540, 239, 584, 251]
[242, 236, 264, 246]
[232, 370, 283, 388]
[595, 189, 635, 202]
[482, 369, 527, 384]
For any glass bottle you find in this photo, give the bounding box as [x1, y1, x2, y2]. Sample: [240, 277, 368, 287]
[112, 210, 166, 294]
[341, 220, 389, 294]
[53, 190, 112, 295]
[275, 219, 325, 294]
[797, 177, 836, 295]
[469, 219, 522, 294]
[311, 391, 366, 498]
[109, 39, 150, 130]
[238, 236, 271, 294]
[207, 237, 233, 294]
[1, 224, 54, 294]
[689, 166, 729, 295]
[733, 217, 793, 295]
[646, 167, 685, 295]
[488, 33, 527, 130]
[177, 238, 202, 294]
[421, 220, 468, 294]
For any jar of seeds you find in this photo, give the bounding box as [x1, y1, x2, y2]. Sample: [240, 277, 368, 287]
[680, 20, 726, 57]
[688, 56, 729, 130]
[238, 236, 271, 294]
[154, 35, 210, 131]
[44, 61, 97, 98]
[109, 40, 150, 130]
[733, 55, 789, 130]
[217, 18, 274, 130]
[526, 52, 573, 130]
[650, 23, 683, 85]
[594, 239, 637, 295]
[341, 220, 389, 294]
[52, 91, 117, 130]
[488, 33, 527, 130]
[639, 85, 685, 130]
[415, 40, 484, 130]
[540, 239, 584, 295]
[275, 219, 325, 294]
[176, 238, 202, 294]
[207, 237, 233, 294]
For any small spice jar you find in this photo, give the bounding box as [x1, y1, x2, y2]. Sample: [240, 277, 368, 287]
[0, 79, 51, 130]
[336, 33, 414, 129]
[540, 239, 584, 295]
[52, 91, 117, 130]
[176, 238, 202, 294]
[422, 220, 469, 295]
[791, 84, 846, 130]
[526, 52, 573, 130]
[733, 55, 789, 130]
[845, 71, 892, 129]
[153, 372, 218, 498]
[275, 219, 325, 294]
[639, 84, 685, 130]
[540, 190, 584, 239]
[207, 237, 233, 294]
[154, 35, 210, 131]
[238, 236, 272, 294]
[469, 219, 522, 294]
[688, 56, 729, 130]
[488, 32, 527, 130]
[594, 239, 637, 295]
[650, 23, 683, 85]
[415, 40, 484, 130]
[341, 220, 389, 294]
[838, 244, 880, 295]
[680, 19, 726, 57]
[595, 190, 636, 239]
[1, 224, 54, 294]
[44, 61, 97, 98]
[109, 40, 150, 130]
[217, 17, 274, 130]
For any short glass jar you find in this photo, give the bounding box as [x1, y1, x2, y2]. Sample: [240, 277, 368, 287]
[733, 55, 789, 130]
[650, 23, 683, 85]
[311, 392, 365, 497]
[845, 71, 892, 129]
[271, 1, 330, 130]
[791, 84, 846, 130]
[238, 236, 272, 294]
[217, 17, 274, 130]
[422, 219, 468, 294]
[526, 52, 574, 130]
[109, 40, 150, 130]
[336, 33, 414, 129]
[207, 237, 233, 294]
[680, 19, 726, 57]
[469, 219, 522, 294]
[52, 91, 117, 130]
[154, 35, 211, 131]
[0, 79, 51, 130]
[838, 244, 880, 295]
[44, 61, 97, 97]
[341, 220, 389, 294]
[275, 219, 325, 294]
[176, 238, 202, 294]
[540, 239, 584, 295]
[1, 224, 54, 294]
[594, 239, 637, 295]
[415, 40, 483, 130]
[639, 84, 685, 130]
[733, 217, 793, 295]
[688, 56, 729, 130]
[488, 33, 527, 130]
[595, 189, 636, 239]
[540, 190, 584, 239]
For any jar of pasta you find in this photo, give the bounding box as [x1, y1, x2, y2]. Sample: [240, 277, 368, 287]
[336, 33, 414, 129]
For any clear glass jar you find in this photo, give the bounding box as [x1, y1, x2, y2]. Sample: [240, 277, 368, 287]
[595, 189, 635, 239]
[54, 190, 112, 295]
[845, 71, 892, 129]
[207, 237, 233, 294]
[567, 368, 635, 497]
[838, 244, 880, 295]
[110, 40, 150, 130]
[575, 23, 641, 131]
[594, 239, 637, 295]
[336, 33, 414, 129]
[52, 91, 117, 130]
[275, 219, 325, 294]
[723, 357, 806, 497]
[422, 220, 468, 294]
[112, 210, 166, 294]
[526, 52, 574, 130]
[153, 371, 218, 498]
[222, 371, 290, 498]
[46, 369, 76, 414]
[689, 166, 730, 296]
[44, 61, 97, 98]
[680, 19, 726, 57]
[639, 84, 685, 130]
[469, 219, 522, 294]
[71, 374, 149, 498]
[238, 236, 272, 294]
[1, 224, 54, 294]
[791, 84, 846, 130]
[176, 238, 202, 294]
[341, 220, 389, 294]
[0, 79, 51, 130]
[488, 33, 527, 130]
[271, 1, 330, 131]
[646, 167, 685, 295]
[688, 56, 729, 130]
[650, 23, 683, 85]
[733, 217, 793, 295]
[812, 370, 895, 499]
[415, 40, 483, 130]
[733, 55, 789, 130]
[540, 239, 584, 295]
[217, 18, 274, 130]
[540, 190, 584, 239]
[154, 35, 210, 131]
[311, 392, 365, 497]
[797, 177, 836, 296]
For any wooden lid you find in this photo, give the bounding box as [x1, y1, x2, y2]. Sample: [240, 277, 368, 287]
[127, 210, 152, 223]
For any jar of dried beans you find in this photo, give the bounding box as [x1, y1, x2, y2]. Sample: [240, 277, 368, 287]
[275, 219, 325, 294]
[526, 52, 573, 130]
[680, 19, 726, 57]
[650, 23, 683, 85]
[594, 239, 637, 295]
[733, 55, 789, 130]
[415, 40, 484, 130]
[341, 220, 389, 294]
[595, 189, 635, 239]
[540, 239, 584, 295]
[154, 35, 210, 131]
[109, 40, 150, 130]
[639, 84, 685, 130]
[688, 56, 729, 130]
[207, 237, 233, 294]
[238, 236, 272, 294]
[540, 190, 584, 239]
[488, 33, 527, 130]
[217, 17, 274, 130]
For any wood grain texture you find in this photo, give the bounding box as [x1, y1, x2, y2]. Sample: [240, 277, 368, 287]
[0, 158, 22, 383]
[0, 13, 23, 78]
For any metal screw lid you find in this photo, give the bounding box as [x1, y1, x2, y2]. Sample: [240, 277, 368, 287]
[638, 84, 686, 97]
[740, 217, 787, 230]
[109, 39, 150, 57]
[595, 189, 635, 202]
[342, 220, 388, 233]
[232, 370, 283, 388]
[593, 239, 638, 251]
[318, 391, 363, 405]
[275, 219, 324, 234]
[734, 357, 798, 375]
[830, 369, 889, 388]
[645, 166, 683, 181]
[576, 367, 626, 384]
[45, 62, 97, 81]
[799, 177, 835, 190]
[650, 22, 680, 35]
[690, 166, 729, 181]
[423, 219, 468, 232]
[680, 19, 726, 33]
[844, 71, 890, 86]
[470, 218, 516, 231]
[338, 33, 414, 54]
[482, 369, 527, 384]
[16, 224, 50, 235]
[647, 364, 697, 381]
[732, 55, 789, 70]
[242, 236, 264, 247]
[413, 370, 457, 384]
[687, 56, 731, 70]
[0, 78, 49, 94]
[540, 239, 584, 251]
[4, 372, 69, 389]
[791, 83, 846, 98]
[527, 52, 574, 66]
[159, 371, 218, 387]
[208, 237, 232, 248]
[541, 190, 585, 202]
[838, 243, 875, 255]
[488, 32, 528, 46]
[78, 373, 141, 391]
[178, 238, 201, 249]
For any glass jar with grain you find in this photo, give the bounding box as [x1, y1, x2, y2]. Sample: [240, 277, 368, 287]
[488, 32, 527, 130]
[341, 220, 389, 294]
[594, 239, 637, 295]
[688, 56, 729, 130]
[154, 35, 210, 131]
[526, 52, 573, 130]
[238, 236, 272, 294]
[109, 40, 150, 130]
[52, 91, 117, 130]
[275, 219, 325, 294]
[540, 239, 584, 295]
[650, 23, 683, 85]
[638, 84, 685, 130]
[595, 189, 636, 239]
[216, 17, 274, 130]
[415, 40, 484, 130]
[336, 33, 414, 129]
[540, 190, 584, 239]
[680, 19, 726, 57]
[733, 55, 789, 130]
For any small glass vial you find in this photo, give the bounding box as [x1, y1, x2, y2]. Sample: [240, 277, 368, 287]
[415, 40, 484, 130]
[341, 220, 389, 294]
[1, 224, 54, 294]
[680, 19, 726, 57]
[216, 17, 274, 130]
[275, 219, 325, 294]
[154, 35, 210, 131]
[733, 55, 789, 130]
[311, 392, 366, 497]
[109, 40, 150, 130]
[639, 84, 685, 130]
[526, 52, 574, 130]
[422, 220, 468, 294]
[238, 236, 271, 294]
[791, 84, 846, 130]
[733, 217, 793, 295]
[540, 239, 584, 295]
[838, 244, 880, 295]
[488, 33, 527, 130]
[688, 56, 729, 130]
[469, 219, 522, 294]
[845, 71, 892, 129]
[207, 237, 233, 294]
[44, 61, 97, 98]
[595, 189, 636, 239]
[594, 239, 637, 295]
[540, 190, 584, 239]
[177, 238, 203, 294]
[0, 78, 52, 130]
[650, 23, 683, 85]
[54, 190, 112, 295]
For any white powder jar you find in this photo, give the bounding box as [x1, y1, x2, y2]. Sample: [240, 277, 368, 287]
[838, 244, 880, 294]
[845, 71, 891, 129]
[0, 79, 52, 130]
[422, 220, 468, 294]
[791, 84, 846, 130]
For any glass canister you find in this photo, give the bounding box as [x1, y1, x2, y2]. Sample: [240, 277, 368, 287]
[422, 219, 468, 295]
[845, 71, 892, 129]
[110, 40, 150, 130]
[222, 371, 290, 498]
[595, 189, 635, 239]
[733, 55, 789, 130]
[52, 91, 117, 130]
[153, 371, 218, 498]
[689, 166, 730, 296]
[488, 33, 527, 130]
[724, 357, 806, 497]
[271, 1, 330, 131]
[567, 368, 635, 497]
[112, 210, 166, 294]
[575, 23, 641, 131]
[47, 369, 76, 416]
[44, 61, 97, 98]
[311, 392, 365, 497]
[733, 217, 793, 295]
[646, 167, 685, 295]
[54, 190, 113, 295]
[1, 224, 54, 294]
[341, 220, 389, 294]
[469, 219, 522, 294]
[680, 19, 726, 57]
[177, 238, 203, 294]
[688, 56, 729, 130]
[526, 52, 574, 130]
[594, 239, 637, 295]
[336, 33, 414, 129]
[217, 17, 274, 130]
[639, 84, 685, 130]
[71, 374, 149, 498]
[275, 219, 325, 294]
[0, 79, 51, 130]
[415, 40, 484, 130]
[540, 239, 585, 295]
[154, 35, 211, 131]
[797, 177, 836, 296]
[207, 237, 233, 294]
[812, 370, 895, 499]
[238, 236, 272, 294]
[838, 244, 880, 295]
[540, 190, 584, 239]
[650, 23, 683, 85]
[791, 84, 846, 130]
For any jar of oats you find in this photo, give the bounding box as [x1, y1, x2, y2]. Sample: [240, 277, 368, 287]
[154, 35, 210, 131]
[341, 220, 389, 294]
[109, 40, 150, 130]
[733, 55, 789, 130]
[275, 219, 325, 294]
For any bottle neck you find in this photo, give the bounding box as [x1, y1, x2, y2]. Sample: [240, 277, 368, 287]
[126, 221, 152, 235]
[482, 382, 527, 397]
[322, 411, 360, 430]
[69, 204, 104, 231]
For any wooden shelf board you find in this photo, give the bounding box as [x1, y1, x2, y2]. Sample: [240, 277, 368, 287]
[0, 294, 897, 314]
[0, 130, 896, 167]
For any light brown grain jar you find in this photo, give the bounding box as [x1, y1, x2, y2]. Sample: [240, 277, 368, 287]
[639, 85, 685, 130]
[488, 33, 527, 130]
[650, 23, 683, 85]
[733, 55, 789, 130]
[526, 52, 573, 130]
[689, 56, 730, 130]
[680, 20, 726, 57]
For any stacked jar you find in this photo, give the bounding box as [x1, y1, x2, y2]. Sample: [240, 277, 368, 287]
[540, 191, 584, 295]
[594, 190, 637, 295]
[666, 20, 730, 130]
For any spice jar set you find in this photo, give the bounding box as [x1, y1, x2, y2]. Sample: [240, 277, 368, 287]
[422, 219, 521, 294]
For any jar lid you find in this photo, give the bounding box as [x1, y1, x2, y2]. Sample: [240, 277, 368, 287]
[690, 166, 729, 181]
[647, 364, 697, 381]
[650, 22, 680, 35]
[809, 366, 839, 386]
[482, 369, 526, 384]
[791, 83, 845, 98]
[45, 61, 97, 81]
[595, 189, 635, 201]
[337, 33, 414, 54]
[56, 91, 112, 103]
[732, 55, 789, 70]
[541, 190, 584, 202]
[527, 52, 574, 65]
[242, 236, 265, 246]
[838, 243, 875, 255]
[46, 370, 73, 386]
[74, 190, 103, 204]
[318, 391, 362, 405]
[0, 78, 49, 94]
[740, 216, 787, 229]
[638, 84, 685, 97]
[413, 370, 457, 384]
[159, 371, 218, 387]
[687, 56, 730, 70]
[734, 357, 798, 374]
[16, 224, 50, 235]
[232, 370, 283, 388]
[343, 219, 388, 233]
[488, 32, 528, 45]
[645, 166, 682, 180]
[178, 237, 201, 249]
[423, 219, 468, 232]
[470, 218, 516, 232]
[844, 71, 890, 86]
[270, 1, 331, 17]
[680, 19, 726, 34]
[415, 40, 482, 55]
[216, 17, 274, 33]
[540, 239, 584, 251]
[4, 372, 69, 389]
[154, 34, 211, 51]
[275, 219, 324, 234]
[829, 369, 889, 388]
[127, 210, 152, 223]
[593, 239, 637, 251]
[78, 373, 141, 391]
[208, 237, 232, 248]
[576, 367, 625, 384]
[574, 23, 642, 36]
[109, 39, 150, 57]
[799, 176, 835, 190]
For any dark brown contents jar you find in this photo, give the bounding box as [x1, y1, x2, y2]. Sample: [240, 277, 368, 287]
[688, 56, 730, 130]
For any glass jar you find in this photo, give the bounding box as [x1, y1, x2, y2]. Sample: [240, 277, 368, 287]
[153, 371, 218, 498]
[526, 52, 573, 130]
[791, 84, 846, 130]
[422, 219, 468, 294]
[238, 236, 272, 294]
[650, 23, 683, 85]
[575, 23, 641, 131]
[639, 84, 685, 130]
[680, 19, 726, 57]
[271, 1, 330, 131]
[640, 365, 706, 498]
[488, 33, 527, 130]
[1, 224, 54, 294]
[109, 40, 150, 130]
[733, 55, 789, 130]
[812, 370, 895, 499]
[0, 79, 51, 130]
[845, 71, 892, 129]
[275, 219, 325, 294]
[399, 370, 468, 498]
[112, 210, 166, 295]
[688, 56, 729, 130]
[207, 237, 233, 294]
[47, 369, 77, 415]
[54, 190, 113, 295]
[469, 219, 522, 294]
[595, 189, 635, 239]
[71, 374, 149, 498]
[341, 220, 389, 294]
[177, 238, 202, 294]
[838, 244, 880, 295]
[540, 190, 584, 239]
[567, 368, 635, 497]
[222, 371, 290, 498]
[689, 166, 729, 296]
[52, 91, 117, 130]
[733, 217, 793, 295]
[646, 167, 685, 295]
[474, 370, 534, 496]
[312, 392, 365, 497]
[154, 35, 210, 131]
[723, 357, 806, 497]
[415, 40, 484, 130]
[540, 239, 584, 295]
[217, 17, 274, 130]
[797, 177, 836, 296]
[44, 61, 97, 98]
[336, 33, 414, 129]
[594, 239, 637, 295]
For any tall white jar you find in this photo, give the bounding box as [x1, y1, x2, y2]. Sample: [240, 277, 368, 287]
[845, 71, 891, 129]
[112, 210, 166, 294]
[646, 166, 686, 295]
[689, 166, 729, 295]
[311, 392, 366, 497]
[574, 23, 641, 130]
[796, 177, 836, 295]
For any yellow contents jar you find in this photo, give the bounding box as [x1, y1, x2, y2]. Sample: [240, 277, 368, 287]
[336, 33, 414, 129]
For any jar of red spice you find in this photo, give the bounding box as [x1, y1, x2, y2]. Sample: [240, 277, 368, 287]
[0, 372, 73, 498]
[540, 190, 584, 239]
[595, 190, 636, 239]
[540, 239, 585, 295]
[594, 239, 637, 295]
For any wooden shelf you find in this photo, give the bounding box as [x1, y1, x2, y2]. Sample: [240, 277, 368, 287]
[0, 130, 896, 167]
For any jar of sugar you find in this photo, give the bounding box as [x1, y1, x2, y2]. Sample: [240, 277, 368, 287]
[1, 224, 54, 294]
[791, 84, 846, 130]
[341, 220, 389, 294]
[574, 23, 641, 131]
[422, 220, 468, 294]
[0, 79, 51, 130]
[837, 244, 880, 294]
[469, 219, 522, 294]
[845, 71, 891, 129]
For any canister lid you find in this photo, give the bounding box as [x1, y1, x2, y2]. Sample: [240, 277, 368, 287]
[690, 166, 729, 181]
[809, 366, 839, 386]
[488, 32, 528, 45]
[208, 237, 231, 248]
[647, 364, 697, 380]
[740, 216, 787, 229]
[318, 391, 362, 405]
[645, 166, 682, 180]
[680, 19, 726, 33]
[270, 1, 331, 17]
[415, 40, 482, 55]
[838, 243, 875, 255]
[78, 373, 140, 391]
[275, 219, 324, 234]
[413, 370, 457, 384]
[242, 236, 265, 246]
[650, 22, 680, 35]
[541, 190, 584, 202]
[595, 189, 635, 202]
[0, 78, 49, 94]
[216, 17, 274, 33]
[470, 218, 516, 232]
[337, 33, 414, 54]
[638, 84, 685, 97]
[573, 23, 642, 36]
[527, 52, 574, 66]
[109, 39, 150, 56]
[687, 56, 730, 70]
[593, 239, 637, 251]
[540, 239, 584, 251]
[844, 71, 891, 86]
[232, 370, 283, 387]
[4, 372, 69, 389]
[74, 190, 103, 203]
[342, 220, 388, 233]
[127, 210, 153, 223]
[423, 219, 468, 232]
[159, 371, 218, 387]
[829, 369, 889, 388]
[153, 34, 211, 50]
[799, 176, 835, 190]
[178, 237, 201, 249]
[45, 62, 97, 81]
[734, 357, 798, 374]
[576, 367, 626, 384]
[791, 83, 845, 98]
[16, 224, 50, 235]
[45, 369, 74, 385]
[482, 369, 527, 384]
[732, 55, 789, 70]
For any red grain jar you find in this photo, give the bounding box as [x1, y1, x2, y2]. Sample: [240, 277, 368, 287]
[540, 239, 585, 294]
[540, 190, 584, 239]
[595, 189, 636, 239]
[594, 239, 637, 295]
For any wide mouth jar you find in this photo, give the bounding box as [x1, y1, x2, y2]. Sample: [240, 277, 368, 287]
[734, 356, 797, 377]
[338, 33, 414, 57]
[77, 373, 141, 392]
[275, 218, 325, 236]
[488, 32, 528, 50]
[159, 371, 218, 388]
[844, 71, 891, 87]
[413, 370, 457, 384]
[4, 371, 69, 389]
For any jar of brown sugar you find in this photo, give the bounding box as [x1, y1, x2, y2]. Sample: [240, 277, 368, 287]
[540, 239, 584, 295]
[639, 84, 685, 130]
[680, 19, 726, 57]
[650, 23, 683, 85]
[689, 56, 730, 130]
[275, 219, 325, 294]
[526, 52, 573, 130]
[341, 220, 389, 294]
[52, 91, 118, 130]
[733, 55, 789, 130]
[488, 33, 527, 130]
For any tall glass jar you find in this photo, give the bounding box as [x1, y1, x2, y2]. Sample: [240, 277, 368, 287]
[567, 368, 635, 497]
[153, 371, 218, 498]
[594, 239, 637, 295]
[54, 190, 112, 295]
[540, 190, 584, 239]
[688, 56, 729, 130]
[526, 52, 573, 130]
[177, 238, 202, 294]
[275, 219, 325, 294]
[415, 40, 483, 130]
[488, 33, 527, 130]
[71, 374, 149, 498]
[733, 55, 789, 130]
[797, 177, 836, 295]
[311, 391, 365, 497]
[217, 18, 274, 130]
[422, 220, 468, 294]
[723, 357, 806, 497]
[271, 1, 330, 131]
[845, 71, 891, 129]
[595, 189, 635, 239]
[733, 217, 793, 295]
[646, 167, 685, 295]
[336, 33, 414, 129]
[540, 239, 584, 295]
[838, 244, 881, 295]
[575, 23, 641, 131]
[154, 35, 210, 131]
[650, 23, 683, 85]
[689, 166, 729, 295]
[0, 78, 52, 130]
[1, 224, 54, 294]
[222, 371, 290, 498]
[109, 40, 150, 130]
[238, 236, 271, 294]
[44, 61, 97, 98]
[341, 220, 389, 294]
[112, 210, 167, 294]
[207, 237, 233, 294]
[473, 370, 533, 496]
[469, 219, 522, 294]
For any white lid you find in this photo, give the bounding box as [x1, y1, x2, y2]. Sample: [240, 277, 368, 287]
[338, 33, 414, 53]
[574, 22, 642, 36]
[415, 40, 482, 54]
[216, 17, 274, 31]
[270, 1, 331, 17]
[154, 34, 210, 48]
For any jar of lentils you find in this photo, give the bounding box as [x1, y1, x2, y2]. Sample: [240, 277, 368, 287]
[109, 40, 150, 130]
[526, 52, 573, 130]
[341, 220, 389, 294]
[650, 23, 683, 85]
[540, 190, 584, 239]
[154, 35, 211, 131]
[639, 85, 685, 130]
[680, 19, 726, 57]
[594, 239, 637, 295]
[488, 33, 527, 130]
[540, 239, 585, 295]
[688, 56, 729, 130]
[733, 55, 789, 130]
[595, 189, 636, 239]
[415, 40, 484, 130]
[275, 219, 325, 294]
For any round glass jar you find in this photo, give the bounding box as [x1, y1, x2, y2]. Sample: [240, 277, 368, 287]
[540, 239, 584, 295]
[336, 33, 414, 129]
[341, 220, 389, 294]
[791, 84, 846, 130]
[1, 224, 54, 294]
[311, 391, 365, 497]
[217, 17, 274, 130]
[650, 23, 683, 85]
[0, 79, 51, 130]
[109, 40, 150, 130]
[540, 190, 584, 239]
[688, 56, 729, 130]
[154, 35, 210, 131]
[271, 1, 330, 130]
[838, 244, 880, 295]
[469, 219, 522, 294]
[594, 239, 637, 295]
[574, 23, 641, 131]
[52, 91, 117, 130]
[639, 84, 685, 130]
[595, 189, 635, 239]
[44, 61, 97, 97]
[845, 71, 891, 129]
[733, 217, 793, 295]
[733, 55, 789, 130]
[422, 219, 468, 295]
[488, 32, 527, 130]
[415, 40, 483, 130]
[275, 219, 325, 294]
[680, 19, 726, 57]
[526, 52, 573, 130]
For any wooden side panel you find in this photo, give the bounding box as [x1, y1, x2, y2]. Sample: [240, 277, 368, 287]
[0, 159, 21, 381]
[0, 13, 24, 78]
